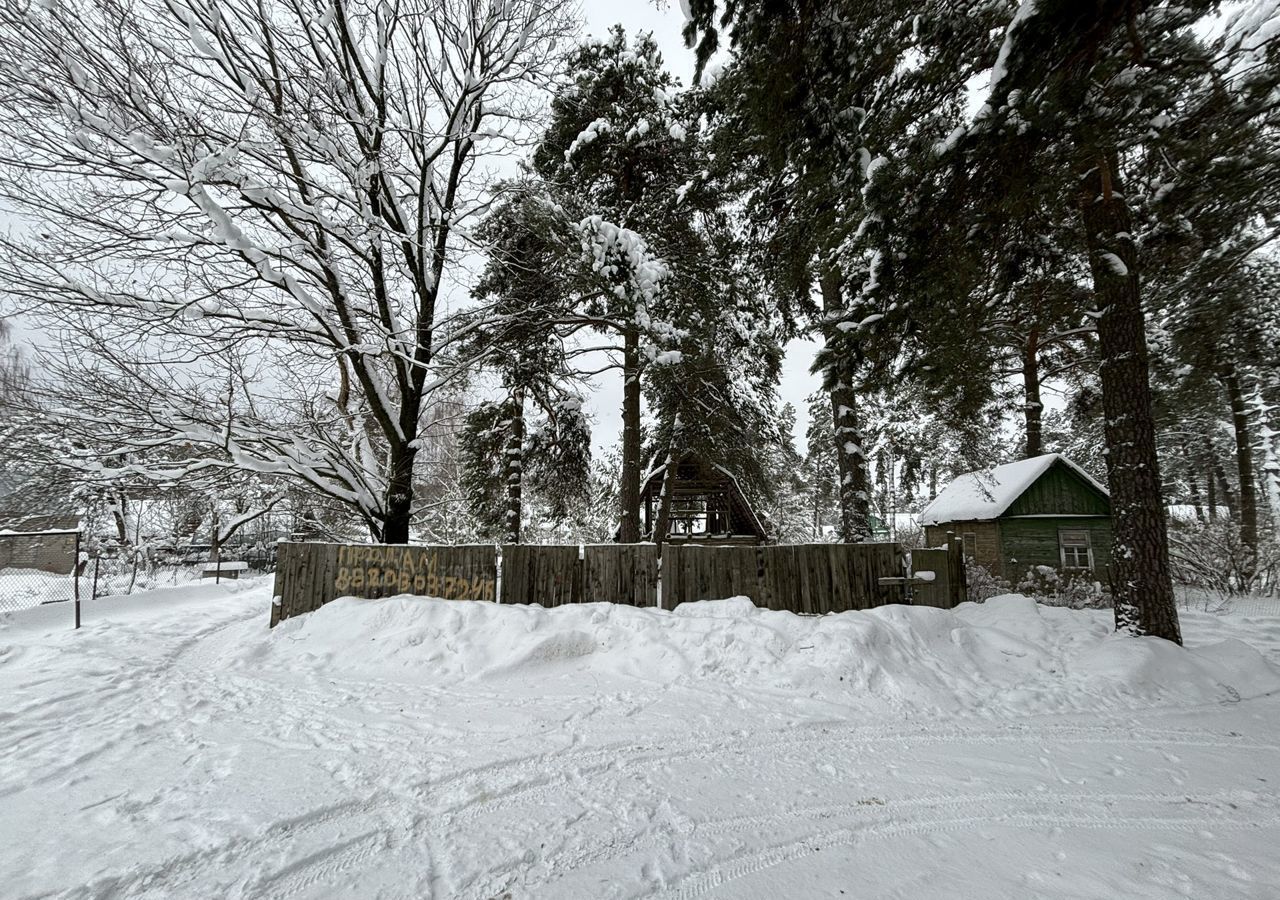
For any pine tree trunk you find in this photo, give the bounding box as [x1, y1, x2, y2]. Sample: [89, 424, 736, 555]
[1205, 435, 1238, 522]
[504, 387, 526, 545]
[1207, 460, 1217, 522]
[1022, 329, 1044, 458]
[1186, 465, 1205, 523]
[1075, 145, 1179, 643]
[1222, 365, 1258, 573]
[820, 268, 871, 543]
[618, 325, 643, 543]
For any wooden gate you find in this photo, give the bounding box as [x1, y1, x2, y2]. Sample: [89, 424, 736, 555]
[908, 539, 967, 608]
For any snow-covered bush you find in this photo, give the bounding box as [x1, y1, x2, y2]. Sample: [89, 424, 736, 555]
[1016, 565, 1109, 610]
[963, 558, 1011, 603]
[1168, 519, 1276, 597]
[896, 520, 926, 550]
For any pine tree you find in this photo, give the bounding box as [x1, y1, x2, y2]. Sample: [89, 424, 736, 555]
[528, 28, 787, 545]
[532, 29, 702, 543]
[459, 184, 592, 543]
[693, 2, 1001, 542]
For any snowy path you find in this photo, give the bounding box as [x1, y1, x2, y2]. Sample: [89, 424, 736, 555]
[3, 582, 1279, 898]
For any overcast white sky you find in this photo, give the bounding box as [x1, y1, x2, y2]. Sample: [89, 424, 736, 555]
[577, 0, 822, 454]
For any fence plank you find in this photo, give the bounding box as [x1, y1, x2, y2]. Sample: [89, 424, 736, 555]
[501, 544, 581, 607]
[584, 544, 657, 606]
[662, 544, 761, 609]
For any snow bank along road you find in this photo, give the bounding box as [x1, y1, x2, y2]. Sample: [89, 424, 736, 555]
[3, 582, 1280, 899]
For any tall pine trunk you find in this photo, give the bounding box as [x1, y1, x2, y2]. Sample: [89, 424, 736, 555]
[504, 387, 526, 545]
[1205, 435, 1238, 522]
[1221, 365, 1258, 572]
[1076, 146, 1179, 643]
[618, 325, 643, 543]
[1207, 456, 1217, 522]
[1185, 457, 1205, 523]
[820, 268, 871, 543]
[1022, 329, 1044, 458]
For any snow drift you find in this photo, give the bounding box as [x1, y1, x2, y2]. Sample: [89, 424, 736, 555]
[258, 593, 1280, 716]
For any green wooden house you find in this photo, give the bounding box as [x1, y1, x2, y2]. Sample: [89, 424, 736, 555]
[919, 453, 1111, 582]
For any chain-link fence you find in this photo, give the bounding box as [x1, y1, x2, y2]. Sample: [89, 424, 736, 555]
[0, 530, 81, 613]
[84, 542, 279, 595]
[2, 534, 279, 615]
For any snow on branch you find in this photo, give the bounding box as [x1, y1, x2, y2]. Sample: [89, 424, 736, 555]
[0, 0, 574, 538]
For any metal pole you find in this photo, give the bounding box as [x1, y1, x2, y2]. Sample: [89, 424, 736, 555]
[92, 555, 100, 604]
[74, 532, 81, 630]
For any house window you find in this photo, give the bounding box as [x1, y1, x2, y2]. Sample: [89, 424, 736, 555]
[670, 496, 709, 535]
[1059, 530, 1093, 570]
[962, 533, 977, 559]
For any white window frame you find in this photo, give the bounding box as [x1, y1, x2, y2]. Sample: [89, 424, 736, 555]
[962, 532, 977, 559]
[1059, 529, 1093, 570]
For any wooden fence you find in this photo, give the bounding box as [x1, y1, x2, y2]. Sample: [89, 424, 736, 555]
[500, 544, 581, 606]
[584, 544, 659, 607]
[662, 543, 909, 613]
[271, 543, 496, 626]
[270, 539, 964, 626]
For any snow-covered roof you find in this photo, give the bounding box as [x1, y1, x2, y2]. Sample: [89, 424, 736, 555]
[917, 454, 1107, 526]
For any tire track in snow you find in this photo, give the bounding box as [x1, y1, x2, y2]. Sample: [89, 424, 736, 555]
[252, 829, 388, 900]
[22, 600, 1280, 900]
[239, 720, 1280, 900]
[645, 803, 1280, 900]
[455, 788, 1280, 900]
[645, 809, 1280, 900]
[65, 715, 1280, 900]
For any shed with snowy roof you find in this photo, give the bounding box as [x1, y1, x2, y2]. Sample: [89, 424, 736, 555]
[918, 453, 1111, 582]
[638, 450, 767, 545]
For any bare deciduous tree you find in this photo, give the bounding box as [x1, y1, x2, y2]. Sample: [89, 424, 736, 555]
[0, 0, 573, 541]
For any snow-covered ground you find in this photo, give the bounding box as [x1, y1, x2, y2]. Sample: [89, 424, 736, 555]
[3, 582, 1280, 899]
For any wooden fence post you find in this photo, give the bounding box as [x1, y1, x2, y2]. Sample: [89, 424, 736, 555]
[946, 530, 966, 607]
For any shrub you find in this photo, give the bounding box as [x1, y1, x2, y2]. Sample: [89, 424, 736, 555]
[963, 557, 1011, 603]
[1168, 518, 1277, 597]
[895, 521, 926, 550]
[1016, 565, 1109, 609]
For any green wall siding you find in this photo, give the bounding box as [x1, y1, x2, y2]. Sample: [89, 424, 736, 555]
[999, 517, 1112, 581]
[1004, 461, 1110, 517]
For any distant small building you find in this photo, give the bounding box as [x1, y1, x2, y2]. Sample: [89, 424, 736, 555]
[0, 512, 82, 576]
[919, 453, 1111, 581]
[639, 450, 767, 545]
[1165, 504, 1229, 525]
